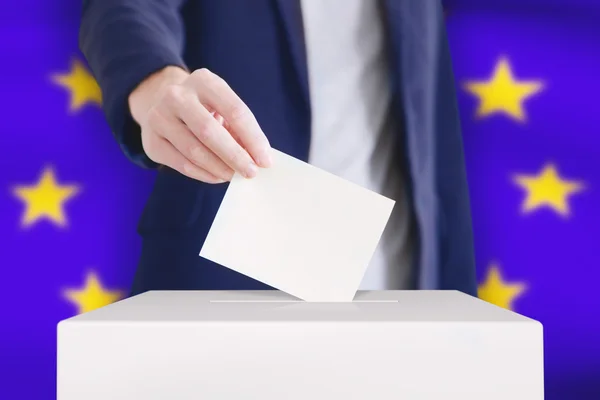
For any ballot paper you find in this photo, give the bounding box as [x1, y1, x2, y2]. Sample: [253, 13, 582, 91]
[199, 149, 395, 302]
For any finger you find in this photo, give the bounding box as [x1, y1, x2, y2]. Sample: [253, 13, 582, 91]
[172, 92, 259, 179]
[153, 137, 226, 184]
[229, 125, 244, 147]
[156, 116, 234, 181]
[189, 69, 272, 167]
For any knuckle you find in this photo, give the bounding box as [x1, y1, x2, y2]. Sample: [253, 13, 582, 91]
[195, 119, 214, 142]
[186, 144, 203, 161]
[227, 147, 245, 167]
[192, 68, 213, 82]
[179, 161, 193, 176]
[162, 84, 183, 105]
[228, 103, 250, 122]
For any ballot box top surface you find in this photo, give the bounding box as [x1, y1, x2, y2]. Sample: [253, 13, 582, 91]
[63, 290, 537, 323]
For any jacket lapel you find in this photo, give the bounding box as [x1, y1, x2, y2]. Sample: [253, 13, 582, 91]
[381, 0, 445, 290]
[380, 0, 439, 178]
[273, 0, 310, 109]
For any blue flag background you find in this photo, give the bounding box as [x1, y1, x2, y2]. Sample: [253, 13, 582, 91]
[1, 1, 599, 399]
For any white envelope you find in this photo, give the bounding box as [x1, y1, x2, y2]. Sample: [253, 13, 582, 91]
[199, 149, 395, 302]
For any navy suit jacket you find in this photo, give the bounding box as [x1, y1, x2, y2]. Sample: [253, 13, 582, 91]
[80, 0, 478, 297]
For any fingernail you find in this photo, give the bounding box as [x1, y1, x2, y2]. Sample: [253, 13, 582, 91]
[244, 163, 258, 178]
[220, 172, 233, 182]
[258, 149, 272, 168]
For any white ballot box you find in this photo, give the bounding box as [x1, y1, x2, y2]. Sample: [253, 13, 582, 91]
[57, 290, 544, 399]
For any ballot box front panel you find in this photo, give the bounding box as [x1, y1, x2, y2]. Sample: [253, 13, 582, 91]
[57, 290, 544, 400]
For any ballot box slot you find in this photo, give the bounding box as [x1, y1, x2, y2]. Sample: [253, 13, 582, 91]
[209, 300, 399, 303]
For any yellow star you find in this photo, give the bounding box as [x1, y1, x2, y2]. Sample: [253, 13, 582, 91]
[478, 264, 526, 311]
[52, 59, 102, 111]
[12, 167, 80, 228]
[514, 163, 584, 217]
[64, 271, 124, 314]
[463, 57, 544, 122]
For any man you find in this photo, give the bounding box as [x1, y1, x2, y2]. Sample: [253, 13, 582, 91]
[80, 0, 477, 297]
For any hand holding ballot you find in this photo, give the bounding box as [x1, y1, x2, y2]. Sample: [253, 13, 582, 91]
[128, 66, 272, 183]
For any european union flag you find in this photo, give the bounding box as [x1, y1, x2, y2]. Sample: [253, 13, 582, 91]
[447, 1, 600, 397]
[1, 1, 155, 398]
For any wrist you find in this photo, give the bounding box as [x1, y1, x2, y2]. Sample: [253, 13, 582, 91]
[128, 65, 189, 125]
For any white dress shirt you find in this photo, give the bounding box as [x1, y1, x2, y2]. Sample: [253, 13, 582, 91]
[301, 0, 414, 289]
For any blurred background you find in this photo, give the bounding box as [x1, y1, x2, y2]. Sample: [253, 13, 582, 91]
[1, 0, 599, 398]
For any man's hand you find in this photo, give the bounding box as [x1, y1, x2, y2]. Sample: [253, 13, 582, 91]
[128, 66, 272, 183]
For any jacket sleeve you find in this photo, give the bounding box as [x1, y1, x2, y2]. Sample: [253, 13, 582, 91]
[79, 0, 188, 168]
[434, 6, 478, 297]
